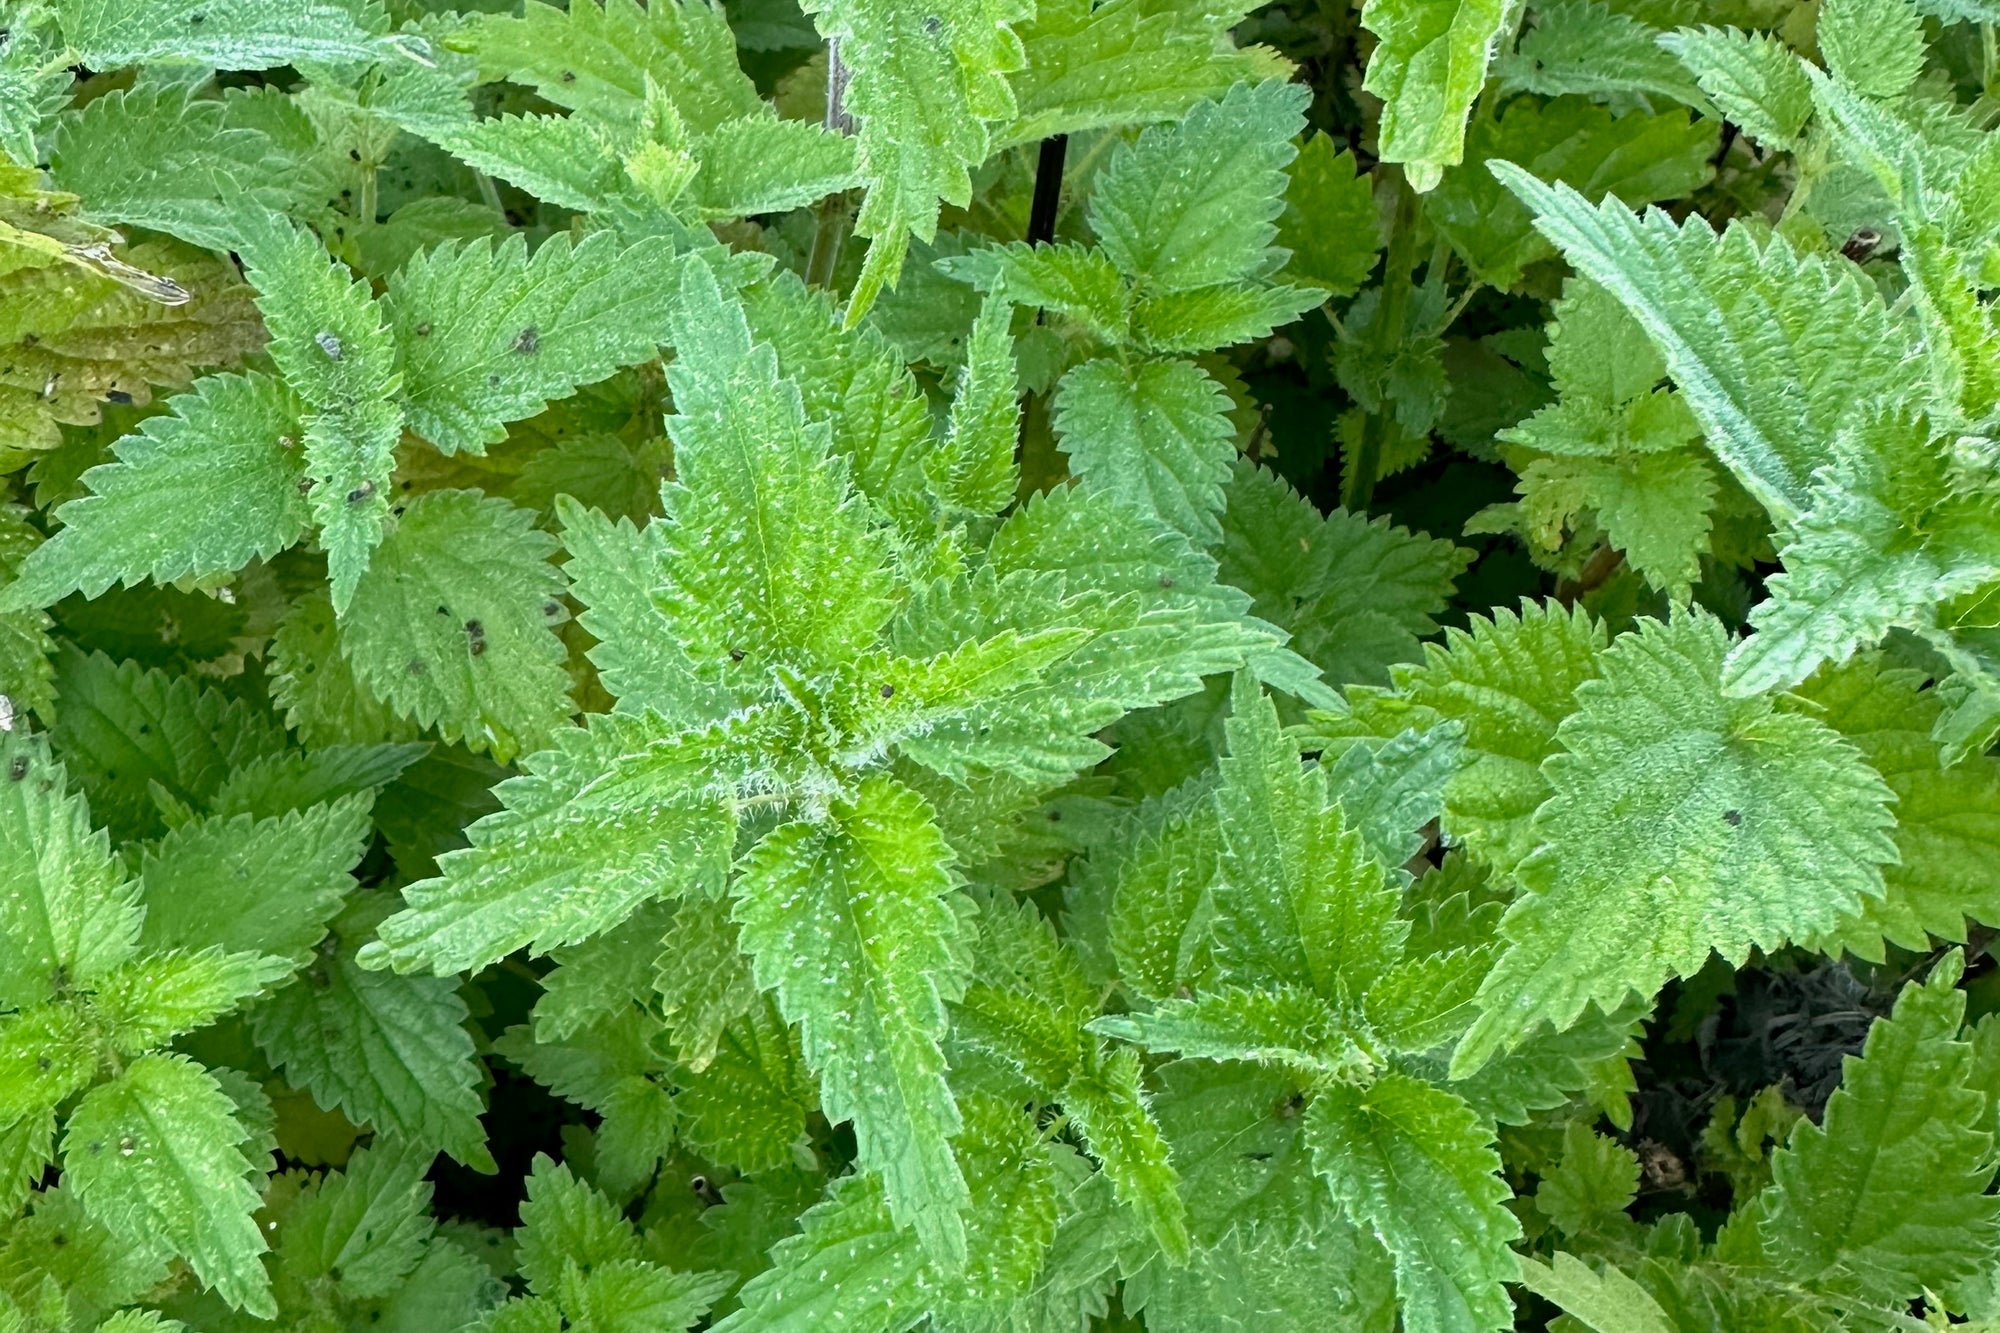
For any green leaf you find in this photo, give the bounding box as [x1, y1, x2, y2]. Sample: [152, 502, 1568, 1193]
[677, 1000, 816, 1173]
[435, 113, 628, 213]
[360, 712, 740, 976]
[1359, 0, 1512, 192]
[1508, 449, 1719, 596]
[1512, 1252, 1673, 1333]
[206, 743, 427, 821]
[1721, 410, 2000, 697]
[137, 797, 371, 963]
[1533, 1120, 1640, 1237]
[1087, 80, 1308, 292]
[1092, 984, 1356, 1073]
[928, 290, 1020, 517]
[1429, 99, 1718, 291]
[1064, 1045, 1190, 1263]
[57, 0, 388, 69]
[1054, 357, 1236, 547]
[383, 233, 680, 457]
[89, 946, 290, 1056]
[652, 897, 760, 1072]
[1489, 165, 1915, 523]
[1213, 675, 1404, 1002]
[62, 1054, 274, 1318]
[1763, 951, 2000, 1301]
[276, 1138, 435, 1300]
[1218, 459, 1470, 687]
[1452, 611, 1898, 1076]
[0, 731, 139, 1010]
[1305, 1073, 1519, 1333]
[340, 489, 573, 764]
[1659, 26, 1814, 150]
[2, 373, 308, 609]
[452, 0, 762, 132]
[1105, 778, 1221, 1002]
[234, 212, 402, 611]
[1001, 0, 1280, 147]
[1795, 657, 2000, 961]
[1130, 280, 1323, 354]
[656, 259, 897, 670]
[1277, 133, 1380, 297]
[1818, 0, 1926, 101]
[691, 117, 861, 217]
[957, 242, 1129, 343]
[554, 1261, 731, 1332]
[253, 902, 495, 1170]
[734, 774, 970, 1265]
[0, 1003, 94, 1128]
[49, 644, 284, 843]
[808, 0, 1031, 322]
[515, 1154, 641, 1295]
[1496, 2, 1704, 107]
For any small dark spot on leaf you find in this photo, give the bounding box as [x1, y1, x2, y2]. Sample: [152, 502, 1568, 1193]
[513, 326, 539, 355]
[408, 659, 426, 675]
[543, 601, 561, 617]
[315, 331, 343, 360]
[415, 321, 431, 337]
[436, 605, 450, 615]
[1724, 808, 1742, 827]
[879, 683, 895, 699]
[488, 373, 502, 386]
[36, 1056, 48, 1071]
[348, 148, 362, 163]
[560, 69, 576, 82]
[347, 481, 377, 505]
[299, 476, 316, 495]
[8, 756, 26, 781]
[138, 724, 149, 735]
[729, 648, 745, 662]
[1158, 575, 1174, 588]
[105, 389, 132, 404]
[1842, 228, 1883, 263]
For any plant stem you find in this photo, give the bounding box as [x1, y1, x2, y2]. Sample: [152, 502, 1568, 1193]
[1026, 134, 1068, 245]
[1341, 169, 1419, 511]
[806, 37, 855, 291]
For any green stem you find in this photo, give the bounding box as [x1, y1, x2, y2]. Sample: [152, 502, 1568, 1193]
[1341, 170, 1420, 512]
[806, 37, 856, 292]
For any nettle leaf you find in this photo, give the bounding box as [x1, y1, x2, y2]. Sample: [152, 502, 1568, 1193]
[0, 731, 139, 1011]
[1088, 79, 1307, 293]
[1452, 611, 1898, 1076]
[1429, 98, 1718, 291]
[48, 645, 284, 842]
[1212, 675, 1404, 1002]
[3, 373, 307, 609]
[1492, 167, 1917, 523]
[234, 212, 402, 611]
[928, 290, 1020, 517]
[452, 0, 762, 132]
[435, 112, 628, 214]
[1000, 0, 1280, 146]
[1660, 26, 1814, 151]
[339, 488, 573, 764]
[137, 795, 372, 964]
[1763, 952, 2000, 1303]
[274, 1138, 435, 1300]
[62, 1054, 274, 1317]
[1496, 1, 1703, 106]
[1359, 0, 1513, 192]
[1722, 410, 2000, 697]
[383, 233, 680, 457]
[57, 0, 390, 69]
[1798, 658, 2000, 960]
[253, 900, 494, 1171]
[735, 774, 971, 1265]
[1305, 1073, 1519, 1333]
[1818, 0, 1926, 101]
[805, 0, 1033, 321]
[1054, 357, 1235, 547]
[1514, 1252, 1673, 1333]
[1277, 132, 1380, 298]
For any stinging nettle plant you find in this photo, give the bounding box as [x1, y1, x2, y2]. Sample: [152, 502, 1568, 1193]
[1, 0, 2000, 1330]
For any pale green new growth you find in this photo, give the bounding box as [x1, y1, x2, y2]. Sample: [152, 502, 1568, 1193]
[1306, 1074, 1520, 1333]
[1513, 1253, 1672, 1333]
[1360, 0, 1514, 191]
[735, 775, 970, 1266]
[1453, 612, 1897, 1076]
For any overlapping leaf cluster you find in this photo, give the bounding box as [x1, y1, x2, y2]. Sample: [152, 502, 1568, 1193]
[1, 0, 2000, 1329]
